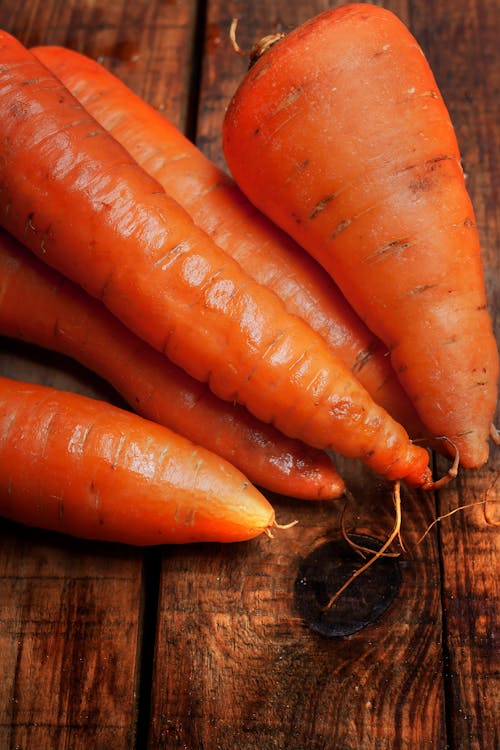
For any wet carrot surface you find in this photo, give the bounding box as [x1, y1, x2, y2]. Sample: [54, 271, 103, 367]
[0, 2, 498, 748]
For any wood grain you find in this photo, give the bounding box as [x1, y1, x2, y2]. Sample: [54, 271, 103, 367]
[150, 466, 447, 748]
[0, 526, 143, 750]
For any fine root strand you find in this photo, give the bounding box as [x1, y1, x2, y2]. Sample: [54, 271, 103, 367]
[432, 436, 459, 489]
[264, 516, 298, 538]
[340, 486, 399, 559]
[273, 517, 299, 530]
[414, 498, 499, 547]
[412, 435, 460, 490]
[229, 18, 285, 66]
[229, 18, 252, 56]
[341, 490, 366, 560]
[483, 471, 500, 526]
[413, 470, 500, 546]
[322, 481, 403, 612]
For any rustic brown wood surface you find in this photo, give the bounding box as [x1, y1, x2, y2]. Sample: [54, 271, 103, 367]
[0, 1, 498, 749]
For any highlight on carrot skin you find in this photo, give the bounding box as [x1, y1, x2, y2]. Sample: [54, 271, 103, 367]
[0, 231, 345, 502]
[221, 3, 499, 472]
[0, 30, 433, 490]
[0, 376, 276, 546]
[0, 10, 496, 561]
[32, 43, 424, 440]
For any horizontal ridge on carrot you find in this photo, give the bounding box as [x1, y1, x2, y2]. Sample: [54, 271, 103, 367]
[222, 3, 499, 469]
[0, 30, 432, 488]
[0, 375, 275, 545]
[32, 44, 423, 438]
[0, 229, 344, 500]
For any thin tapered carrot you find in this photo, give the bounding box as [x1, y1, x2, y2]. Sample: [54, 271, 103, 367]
[222, 3, 499, 469]
[0, 229, 344, 500]
[0, 30, 432, 488]
[0, 375, 275, 545]
[32, 44, 423, 439]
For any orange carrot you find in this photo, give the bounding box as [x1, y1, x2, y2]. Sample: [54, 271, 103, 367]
[0, 229, 344, 500]
[33, 44, 423, 438]
[0, 375, 275, 545]
[0, 30, 432, 488]
[222, 4, 499, 469]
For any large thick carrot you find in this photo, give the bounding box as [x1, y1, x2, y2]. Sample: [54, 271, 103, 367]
[0, 30, 432, 488]
[222, 3, 499, 469]
[32, 44, 422, 437]
[0, 375, 275, 545]
[0, 230, 344, 500]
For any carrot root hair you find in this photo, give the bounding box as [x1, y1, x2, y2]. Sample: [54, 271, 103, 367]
[264, 517, 299, 538]
[412, 435, 460, 490]
[323, 453, 497, 610]
[340, 488, 400, 559]
[430, 441, 459, 490]
[322, 481, 404, 612]
[490, 423, 500, 446]
[229, 18, 285, 67]
[483, 471, 499, 527]
[413, 497, 499, 548]
[413, 470, 499, 548]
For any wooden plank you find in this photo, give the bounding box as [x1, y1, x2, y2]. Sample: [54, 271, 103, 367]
[0, 526, 144, 750]
[151, 466, 447, 748]
[148, 2, 449, 747]
[410, 1, 500, 747]
[437, 473, 499, 750]
[0, 1, 199, 747]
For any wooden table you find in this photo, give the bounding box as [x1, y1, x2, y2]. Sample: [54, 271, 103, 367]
[0, 1, 498, 748]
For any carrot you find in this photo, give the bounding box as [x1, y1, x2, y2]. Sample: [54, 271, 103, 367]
[0, 30, 432, 488]
[0, 375, 275, 545]
[222, 3, 499, 469]
[32, 44, 424, 438]
[0, 229, 344, 500]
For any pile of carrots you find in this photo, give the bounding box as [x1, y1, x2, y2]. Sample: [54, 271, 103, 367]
[0, 4, 497, 547]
